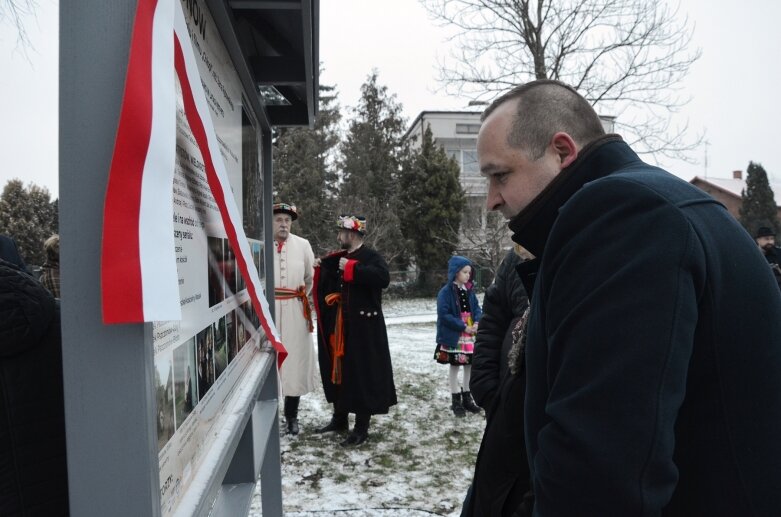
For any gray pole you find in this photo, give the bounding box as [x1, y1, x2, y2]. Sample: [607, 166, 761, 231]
[60, 2, 161, 516]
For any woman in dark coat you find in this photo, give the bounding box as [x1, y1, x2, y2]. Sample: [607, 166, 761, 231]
[462, 247, 532, 517]
[462, 313, 532, 517]
[313, 215, 397, 446]
[470, 247, 529, 414]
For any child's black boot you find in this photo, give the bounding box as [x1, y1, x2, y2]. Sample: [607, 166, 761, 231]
[462, 390, 481, 414]
[451, 392, 466, 417]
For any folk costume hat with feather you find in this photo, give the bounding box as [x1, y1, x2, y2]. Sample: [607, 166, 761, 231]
[337, 214, 366, 235]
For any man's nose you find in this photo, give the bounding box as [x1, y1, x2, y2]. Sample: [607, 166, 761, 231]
[486, 183, 503, 211]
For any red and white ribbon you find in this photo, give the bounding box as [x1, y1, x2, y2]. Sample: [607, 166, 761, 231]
[101, 0, 286, 365]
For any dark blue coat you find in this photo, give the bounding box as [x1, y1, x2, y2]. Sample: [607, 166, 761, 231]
[436, 255, 482, 347]
[511, 136, 781, 516]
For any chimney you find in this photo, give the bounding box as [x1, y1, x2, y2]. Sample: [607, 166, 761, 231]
[733, 170, 742, 180]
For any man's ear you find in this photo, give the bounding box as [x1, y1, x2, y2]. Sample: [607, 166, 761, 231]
[550, 132, 579, 168]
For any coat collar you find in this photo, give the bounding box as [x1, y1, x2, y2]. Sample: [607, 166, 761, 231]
[508, 135, 641, 258]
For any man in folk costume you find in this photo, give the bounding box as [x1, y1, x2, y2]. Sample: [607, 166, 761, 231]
[313, 215, 397, 446]
[272, 203, 318, 435]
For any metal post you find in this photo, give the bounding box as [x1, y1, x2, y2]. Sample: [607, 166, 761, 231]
[60, 2, 162, 516]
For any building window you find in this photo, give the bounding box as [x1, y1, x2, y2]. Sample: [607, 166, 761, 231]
[462, 150, 479, 176]
[456, 123, 481, 134]
[446, 149, 461, 168]
[445, 148, 480, 176]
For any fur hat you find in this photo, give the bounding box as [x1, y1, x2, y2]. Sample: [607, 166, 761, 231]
[337, 215, 366, 235]
[272, 202, 298, 221]
[755, 226, 775, 239]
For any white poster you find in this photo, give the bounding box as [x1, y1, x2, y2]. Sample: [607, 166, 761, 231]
[153, 2, 272, 514]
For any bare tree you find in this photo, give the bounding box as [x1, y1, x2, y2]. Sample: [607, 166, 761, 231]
[422, 0, 702, 160]
[457, 211, 509, 279]
[0, 0, 38, 50]
[338, 197, 408, 267]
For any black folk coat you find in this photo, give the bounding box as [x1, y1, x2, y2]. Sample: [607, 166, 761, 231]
[314, 245, 397, 415]
[510, 136, 781, 516]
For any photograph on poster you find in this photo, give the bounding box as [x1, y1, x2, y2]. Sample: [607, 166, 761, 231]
[237, 311, 246, 353]
[237, 258, 246, 293]
[226, 309, 238, 362]
[207, 236, 225, 307]
[241, 109, 262, 242]
[196, 324, 215, 400]
[243, 299, 260, 338]
[156, 356, 176, 451]
[241, 299, 262, 345]
[213, 316, 228, 380]
[249, 239, 265, 287]
[173, 337, 197, 430]
[222, 239, 238, 298]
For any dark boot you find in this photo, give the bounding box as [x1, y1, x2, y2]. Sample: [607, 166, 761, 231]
[451, 392, 466, 417]
[284, 396, 300, 435]
[314, 412, 348, 434]
[341, 413, 370, 447]
[462, 390, 481, 414]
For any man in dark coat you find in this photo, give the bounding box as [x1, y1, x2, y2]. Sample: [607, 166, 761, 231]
[313, 215, 397, 446]
[754, 226, 781, 290]
[478, 80, 781, 516]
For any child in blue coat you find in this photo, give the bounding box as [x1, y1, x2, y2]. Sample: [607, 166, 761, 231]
[435, 255, 482, 416]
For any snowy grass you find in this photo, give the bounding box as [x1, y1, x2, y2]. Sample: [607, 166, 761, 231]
[251, 298, 486, 516]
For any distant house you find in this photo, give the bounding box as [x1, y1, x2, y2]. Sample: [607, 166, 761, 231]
[690, 170, 781, 221]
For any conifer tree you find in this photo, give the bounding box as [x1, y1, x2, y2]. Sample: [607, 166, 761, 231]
[273, 83, 341, 255]
[400, 124, 464, 292]
[0, 178, 58, 265]
[739, 161, 780, 236]
[339, 72, 409, 265]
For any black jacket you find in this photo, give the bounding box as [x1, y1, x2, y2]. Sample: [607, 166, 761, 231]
[463, 316, 531, 517]
[470, 249, 528, 411]
[511, 136, 781, 516]
[0, 260, 69, 515]
[314, 246, 397, 414]
[763, 246, 781, 289]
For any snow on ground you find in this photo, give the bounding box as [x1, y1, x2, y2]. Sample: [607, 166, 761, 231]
[251, 297, 487, 516]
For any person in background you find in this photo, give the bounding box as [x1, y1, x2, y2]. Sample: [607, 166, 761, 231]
[0, 258, 69, 515]
[434, 255, 482, 417]
[272, 202, 318, 436]
[754, 225, 781, 290]
[462, 245, 532, 516]
[313, 215, 397, 446]
[479, 79, 781, 515]
[0, 234, 28, 272]
[469, 245, 529, 414]
[40, 234, 61, 298]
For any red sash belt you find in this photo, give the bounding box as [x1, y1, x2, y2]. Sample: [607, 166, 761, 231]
[324, 292, 344, 385]
[274, 286, 314, 332]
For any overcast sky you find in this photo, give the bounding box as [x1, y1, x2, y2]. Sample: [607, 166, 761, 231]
[2, 0, 780, 199]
